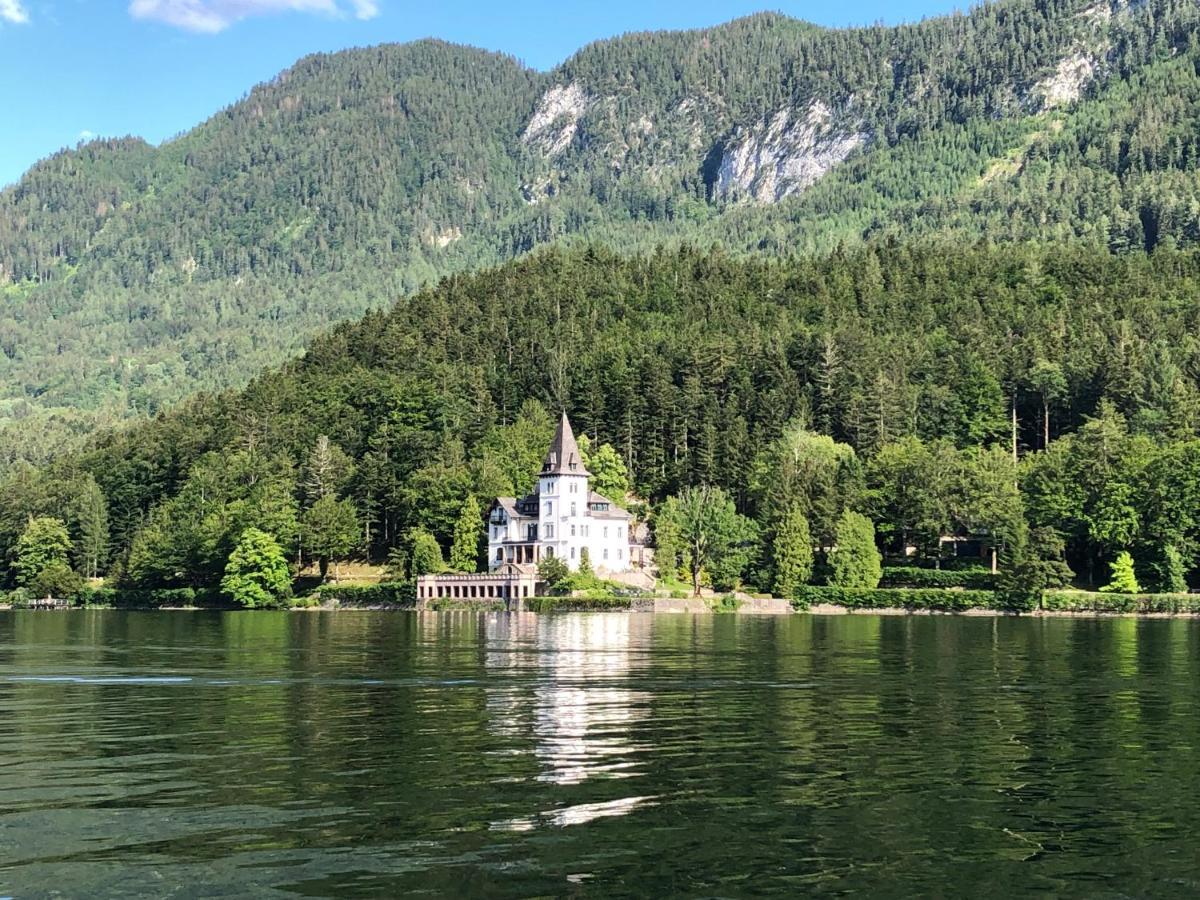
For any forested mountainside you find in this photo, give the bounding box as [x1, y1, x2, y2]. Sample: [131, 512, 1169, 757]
[12, 241, 1200, 593]
[2, 0, 1200, 446]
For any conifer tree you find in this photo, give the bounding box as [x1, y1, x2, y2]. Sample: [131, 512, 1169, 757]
[772, 505, 813, 599]
[828, 511, 882, 589]
[302, 496, 360, 581]
[1100, 551, 1141, 594]
[449, 495, 483, 573]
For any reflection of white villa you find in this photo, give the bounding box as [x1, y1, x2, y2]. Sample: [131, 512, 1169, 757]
[415, 413, 635, 609]
[485, 614, 657, 833]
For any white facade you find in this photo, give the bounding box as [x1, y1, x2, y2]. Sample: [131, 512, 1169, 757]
[487, 414, 633, 574]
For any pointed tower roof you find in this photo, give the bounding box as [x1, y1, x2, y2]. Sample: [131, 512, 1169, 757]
[541, 412, 590, 477]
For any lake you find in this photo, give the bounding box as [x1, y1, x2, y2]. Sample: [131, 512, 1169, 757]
[2, 610, 1200, 896]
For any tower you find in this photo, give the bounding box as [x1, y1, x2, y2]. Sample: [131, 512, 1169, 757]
[538, 412, 590, 569]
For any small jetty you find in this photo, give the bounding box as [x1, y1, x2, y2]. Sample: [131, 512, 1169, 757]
[27, 597, 72, 611]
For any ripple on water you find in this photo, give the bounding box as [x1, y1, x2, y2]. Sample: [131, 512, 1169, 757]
[2, 610, 1200, 896]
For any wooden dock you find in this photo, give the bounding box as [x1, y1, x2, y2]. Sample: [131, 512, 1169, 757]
[27, 597, 72, 610]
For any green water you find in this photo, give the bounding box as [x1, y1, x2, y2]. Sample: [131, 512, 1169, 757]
[2, 611, 1199, 897]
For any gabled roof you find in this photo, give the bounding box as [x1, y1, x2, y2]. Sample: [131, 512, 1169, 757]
[588, 491, 633, 520]
[491, 497, 519, 518]
[541, 412, 591, 477]
[491, 496, 537, 520]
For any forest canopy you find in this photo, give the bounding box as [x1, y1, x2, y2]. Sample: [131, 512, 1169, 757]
[8, 239, 1200, 595]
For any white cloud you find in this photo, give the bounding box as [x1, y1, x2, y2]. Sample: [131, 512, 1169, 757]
[79, 130, 96, 141]
[0, 0, 29, 25]
[128, 0, 379, 33]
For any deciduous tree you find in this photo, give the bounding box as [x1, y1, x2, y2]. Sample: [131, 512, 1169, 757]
[221, 528, 292, 608]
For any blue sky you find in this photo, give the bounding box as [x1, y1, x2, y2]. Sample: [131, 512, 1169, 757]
[0, 0, 966, 186]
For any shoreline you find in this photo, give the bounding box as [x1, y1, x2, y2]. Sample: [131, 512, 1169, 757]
[8, 601, 1200, 620]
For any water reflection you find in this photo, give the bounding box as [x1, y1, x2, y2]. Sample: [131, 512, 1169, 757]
[492, 794, 659, 831]
[485, 612, 651, 785]
[6, 611, 1200, 895]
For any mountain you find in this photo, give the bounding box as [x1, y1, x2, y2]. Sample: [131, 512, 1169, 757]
[2, 0, 1200, 446]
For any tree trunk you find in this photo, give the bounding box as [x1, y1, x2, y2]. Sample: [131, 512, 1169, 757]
[319, 556, 330, 582]
[1043, 398, 1050, 450]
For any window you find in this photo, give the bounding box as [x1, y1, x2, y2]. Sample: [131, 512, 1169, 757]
[543, 524, 554, 539]
[603, 549, 609, 560]
[570, 548, 576, 559]
[570, 525, 576, 537]
[603, 526, 608, 538]
[546, 546, 554, 558]
[496, 549, 503, 560]
[617, 549, 623, 560]
[570, 502, 577, 516]
[544, 501, 552, 517]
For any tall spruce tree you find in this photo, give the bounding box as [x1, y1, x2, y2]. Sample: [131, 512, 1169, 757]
[772, 505, 813, 600]
[449, 496, 483, 573]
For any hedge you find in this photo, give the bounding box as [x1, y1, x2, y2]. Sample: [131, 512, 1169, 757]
[883, 557, 993, 572]
[879, 567, 997, 591]
[73, 586, 222, 608]
[315, 582, 416, 608]
[794, 585, 998, 612]
[1043, 590, 1200, 614]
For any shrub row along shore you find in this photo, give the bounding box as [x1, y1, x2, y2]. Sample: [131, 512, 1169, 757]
[5, 582, 1200, 617]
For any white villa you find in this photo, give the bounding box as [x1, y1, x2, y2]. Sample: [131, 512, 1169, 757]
[488, 412, 633, 573]
[415, 413, 635, 609]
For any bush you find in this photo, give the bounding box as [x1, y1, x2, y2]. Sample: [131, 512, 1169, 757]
[5, 588, 31, 608]
[879, 566, 997, 590]
[74, 586, 117, 607]
[28, 560, 86, 599]
[538, 556, 570, 593]
[794, 585, 997, 612]
[409, 528, 446, 576]
[711, 594, 742, 613]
